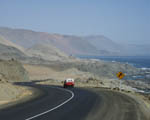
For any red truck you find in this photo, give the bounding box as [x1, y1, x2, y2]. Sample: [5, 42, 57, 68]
[63, 78, 74, 88]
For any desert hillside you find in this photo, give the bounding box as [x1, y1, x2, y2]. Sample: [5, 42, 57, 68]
[0, 32, 73, 62]
[0, 35, 24, 52]
[0, 27, 150, 56]
[84, 35, 123, 55]
[0, 27, 118, 56]
[0, 43, 27, 60]
[0, 59, 31, 106]
[0, 36, 28, 60]
[0, 59, 29, 82]
[0, 27, 98, 55]
[26, 43, 71, 61]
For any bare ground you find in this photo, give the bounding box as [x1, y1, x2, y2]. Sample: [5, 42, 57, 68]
[0, 83, 33, 108]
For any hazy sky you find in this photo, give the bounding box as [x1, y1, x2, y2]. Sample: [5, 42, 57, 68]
[0, 0, 149, 44]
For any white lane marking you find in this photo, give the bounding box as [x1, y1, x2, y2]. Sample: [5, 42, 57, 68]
[25, 87, 74, 120]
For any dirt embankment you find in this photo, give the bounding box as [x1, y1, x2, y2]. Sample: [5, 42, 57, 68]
[0, 83, 32, 105]
[0, 59, 29, 82]
[0, 59, 32, 107]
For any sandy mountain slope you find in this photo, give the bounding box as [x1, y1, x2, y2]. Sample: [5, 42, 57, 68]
[0, 43, 27, 60]
[0, 27, 99, 55]
[26, 43, 71, 61]
[0, 59, 31, 106]
[0, 35, 25, 53]
[1, 27, 149, 56]
[0, 34, 71, 62]
[0, 59, 29, 82]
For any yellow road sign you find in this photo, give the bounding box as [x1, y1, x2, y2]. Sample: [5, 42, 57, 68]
[116, 72, 125, 79]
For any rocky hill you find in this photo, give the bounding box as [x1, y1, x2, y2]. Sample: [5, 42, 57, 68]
[0, 59, 29, 82]
[0, 59, 32, 107]
[0, 30, 73, 62]
[0, 27, 107, 56]
[0, 27, 99, 55]
[0, 43, 27, 60]
[26, 43, 72, 61]
[43, 59, 140, 79]
[1, 27, 149, 56]
[0, 35, 25, 52]
[84, 35, 122, 55]
[0, 36, 27, 60]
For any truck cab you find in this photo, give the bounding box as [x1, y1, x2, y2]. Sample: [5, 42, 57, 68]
[63, 78, 74, 88]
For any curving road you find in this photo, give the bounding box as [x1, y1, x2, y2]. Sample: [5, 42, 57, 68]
[0, 82, 148, 120]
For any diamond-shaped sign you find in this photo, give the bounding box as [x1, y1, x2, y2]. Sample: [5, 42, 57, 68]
[116, 72, 125, 79]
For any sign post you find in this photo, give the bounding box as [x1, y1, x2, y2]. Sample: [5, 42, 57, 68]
[116, 72, 125, 91]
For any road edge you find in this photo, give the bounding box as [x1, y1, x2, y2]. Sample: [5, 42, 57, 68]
[25, 86, 74, 120]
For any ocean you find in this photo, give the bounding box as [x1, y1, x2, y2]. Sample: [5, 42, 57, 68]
[79, 56, 150, 68]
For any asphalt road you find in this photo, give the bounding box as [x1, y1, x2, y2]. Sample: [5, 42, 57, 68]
[0, 82, 148, 120]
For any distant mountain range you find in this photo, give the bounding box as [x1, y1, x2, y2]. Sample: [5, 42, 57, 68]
[0, 27, 149, 58]
[0, 32, 70, 62]
[0, 27, 99, 55]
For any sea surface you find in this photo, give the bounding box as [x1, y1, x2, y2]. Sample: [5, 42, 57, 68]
[79, 56, 150, 68]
